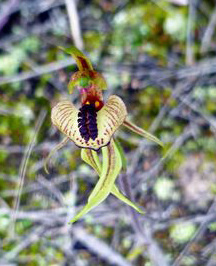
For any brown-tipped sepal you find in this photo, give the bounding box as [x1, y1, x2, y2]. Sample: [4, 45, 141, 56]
[123, 118, 164, 147]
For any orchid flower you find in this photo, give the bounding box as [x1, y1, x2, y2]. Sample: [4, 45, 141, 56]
[44, 46, 163, 223]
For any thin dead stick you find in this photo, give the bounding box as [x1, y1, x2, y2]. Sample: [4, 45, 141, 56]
[2, 57, 216, 86]
[178, 94, 216, 131]
[10, 109, 47, 238]
[126, 81, 197, 184]
[149, 80, 195, 133]
[65, 0, 84, 50]
[37, 175, 65, 205]
[186, 0, 197, 65]
[172, 200, 216, 266]
[1, 174, 70, 198]
[2, 226, 46, 261]
[0, 58, 73, 85]
[0, 141, 69, 154]
[142, 125, 198, 183]
[73, 226, 133, 266]
[119, 173, 169, 266]
[201, 5, 216, 53]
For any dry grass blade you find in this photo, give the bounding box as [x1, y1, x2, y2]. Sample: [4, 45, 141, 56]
[10, 109, 47, 238]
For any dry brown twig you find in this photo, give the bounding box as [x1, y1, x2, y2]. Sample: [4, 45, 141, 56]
[201, 5, 216, 53]
[186, 0, 197, 65]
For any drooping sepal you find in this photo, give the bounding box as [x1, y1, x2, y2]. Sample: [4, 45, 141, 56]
[44, 137, 69, 174]
[123, 118, 164, 147]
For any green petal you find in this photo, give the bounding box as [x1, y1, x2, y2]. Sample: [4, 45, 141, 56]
[70, 139, 122, 223]
[43, 137, 69, 174]
[51, 95, 127, 151]
[81, 146, 144, 215]
[123, 119, 164, 147]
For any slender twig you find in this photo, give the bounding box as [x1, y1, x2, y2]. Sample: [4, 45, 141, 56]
[201, 5, 216, 53]
[172, 200, 216, 266]
[139, 124, 198, 186]
[65, 0, 84, 50]
[0, 141, 71, 154]
[2, 226, 46, 261]
[72, 226, 133, 266]
[186, 0, 197, 65]
[2, 57, 216, 86]
[0, 58, 73, 85]
[1, 174, 70, 198]
[178, 94, 216, 131]
[37, 175, 65, 205]
[119, 173, 168, 266]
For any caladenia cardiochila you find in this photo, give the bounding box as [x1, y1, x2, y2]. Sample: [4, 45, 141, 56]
[44, 46, 164, 223]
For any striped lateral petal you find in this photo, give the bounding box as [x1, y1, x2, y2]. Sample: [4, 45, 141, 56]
[123, 118, 164, 147]
[51, 95, 127, 151]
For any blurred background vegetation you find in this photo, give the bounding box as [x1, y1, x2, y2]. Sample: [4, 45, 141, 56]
[1, 0, 216, 265]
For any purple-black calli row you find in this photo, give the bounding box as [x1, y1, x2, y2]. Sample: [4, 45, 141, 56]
[78, 104, 98, 141]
